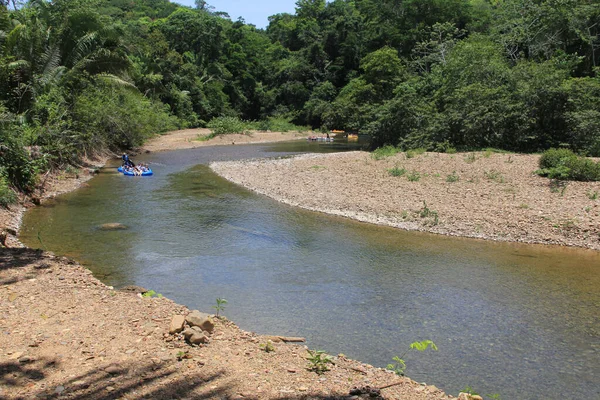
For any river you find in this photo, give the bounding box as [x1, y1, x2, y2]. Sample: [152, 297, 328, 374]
[20, 142, 600, 399]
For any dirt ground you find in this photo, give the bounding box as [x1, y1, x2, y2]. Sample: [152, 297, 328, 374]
[1, 131, 459, 400]
[211, 151, 600, 251]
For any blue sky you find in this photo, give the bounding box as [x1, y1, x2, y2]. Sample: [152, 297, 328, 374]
[174, 0, 298, 28]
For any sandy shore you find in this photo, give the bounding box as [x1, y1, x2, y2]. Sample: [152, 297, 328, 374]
[142, 128, 310, 152]
[1, 131, 455, 400]
[211, 151, 600, 251]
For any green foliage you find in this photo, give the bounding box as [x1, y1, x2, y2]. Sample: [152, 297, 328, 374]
[371, 145, 401, 160]
[250, 117, 308, 132]
[142, 290, 163, 298]
[0, 174, 17, 207]
[213, 297, 227, 317]
[388, 166, 406, 177]
[405, 148, 426, 159]
[3, 0, 600, 199]
[587, 191, 598, 200]
[407, 171, 421, 182]
[387, 340, 438, 376]
[537, 149, 600, 181]
[484, 170, 505, 183]
[419, 201, 439, 225]
[306, 350, 333, 374]
[207, 116, 249, 136]
[260, 340, 275, 353]
[446, 171, 459, 182]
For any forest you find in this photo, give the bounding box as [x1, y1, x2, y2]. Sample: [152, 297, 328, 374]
[1, 0, 600, 197]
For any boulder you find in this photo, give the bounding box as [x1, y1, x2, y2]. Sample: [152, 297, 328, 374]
[183, 327, 208, 345]
[185, 310, 215, 334]
[169, 315, 185, 334]
[98, 223, 128, 231]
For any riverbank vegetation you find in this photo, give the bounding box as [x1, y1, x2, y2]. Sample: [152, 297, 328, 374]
[1, 0, 600, 200]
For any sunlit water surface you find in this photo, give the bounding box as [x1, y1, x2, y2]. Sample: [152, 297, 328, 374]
[20, 141, 600, 399]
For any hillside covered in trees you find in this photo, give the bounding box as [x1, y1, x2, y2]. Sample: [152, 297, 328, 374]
[1, 0, 600, 197]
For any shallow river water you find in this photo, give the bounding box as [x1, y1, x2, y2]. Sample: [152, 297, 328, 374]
[20, 142, 600, 399]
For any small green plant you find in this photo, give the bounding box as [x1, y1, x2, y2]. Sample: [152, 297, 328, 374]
[386, 340, 438, 376]
[446, 171, 459, 182]
[388, 166, 406, 177]
[465, 153, 477, 164]
[142, 290, 163, 298]
[260, 340, 275, 353]
[461, 385, 480, 396]
[311, 165, 327, 170]
[587, 190, 598, 200]
[405, 148, 426, 159]
[306, 350, 334, 374]
[484, 169, 504, 183]
[371, 145, 401, 160]
[176, 350, 191, 361]
[519, 203, 529, 209]
[407, 171, 421, 181]
[419, 201, 439, 225]
[213, 297, 227, 317]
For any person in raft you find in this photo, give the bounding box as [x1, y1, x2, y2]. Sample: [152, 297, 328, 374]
[122, 153, 134, 168]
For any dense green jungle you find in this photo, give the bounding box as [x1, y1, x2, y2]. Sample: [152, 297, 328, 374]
[1, 0, 600, 201]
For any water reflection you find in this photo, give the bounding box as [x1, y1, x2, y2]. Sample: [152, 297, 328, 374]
[20, 142, 600, 399]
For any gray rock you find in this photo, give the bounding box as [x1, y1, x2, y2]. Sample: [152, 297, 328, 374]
[189, 331, 209, 345]
[169, 315, 185, 334]
[183, 327, 208, 345]
[105, 365, 126, 375]
[119, 285, 148, 294]
[54, 386, 65, 394]
[98, 223, 128, 231]
[185, 310, 215, 334]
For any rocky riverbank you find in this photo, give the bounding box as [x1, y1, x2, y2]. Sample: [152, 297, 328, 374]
[210, 151, 600, 251]
[0, 132, 461, 399]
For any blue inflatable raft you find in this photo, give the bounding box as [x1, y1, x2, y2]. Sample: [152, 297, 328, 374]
[117, 166, 153, 176]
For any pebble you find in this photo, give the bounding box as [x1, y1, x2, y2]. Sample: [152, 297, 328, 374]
[54, 385, 65, 394]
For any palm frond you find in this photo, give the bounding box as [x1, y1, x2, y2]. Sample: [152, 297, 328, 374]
[95, 73, 138, 90]
[7, 59, 29, 70]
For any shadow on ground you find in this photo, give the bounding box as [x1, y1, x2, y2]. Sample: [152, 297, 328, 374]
[1, 356, 367, 399]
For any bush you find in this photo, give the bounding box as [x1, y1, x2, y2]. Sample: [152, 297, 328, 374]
[250, 117, 308, 132]
[0, 174, 17, 207]
[537, 148, 600, 181]
[539, 148, 578, 170]
[371, 145, 401, 160]
[207, 116, 249, 136]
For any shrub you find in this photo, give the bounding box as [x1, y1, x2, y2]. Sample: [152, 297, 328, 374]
[539, 148, 578, 170]
[406, 148, 426, 158]
[207, 116, 249, 136]
[371, 145, 401, 160]
[251, 117, 308, 132]
[0, 174, 17, 207]
[537, 148, 600, 181]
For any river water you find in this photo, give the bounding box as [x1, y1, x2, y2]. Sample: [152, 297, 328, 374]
[20, 142, 600, 399]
